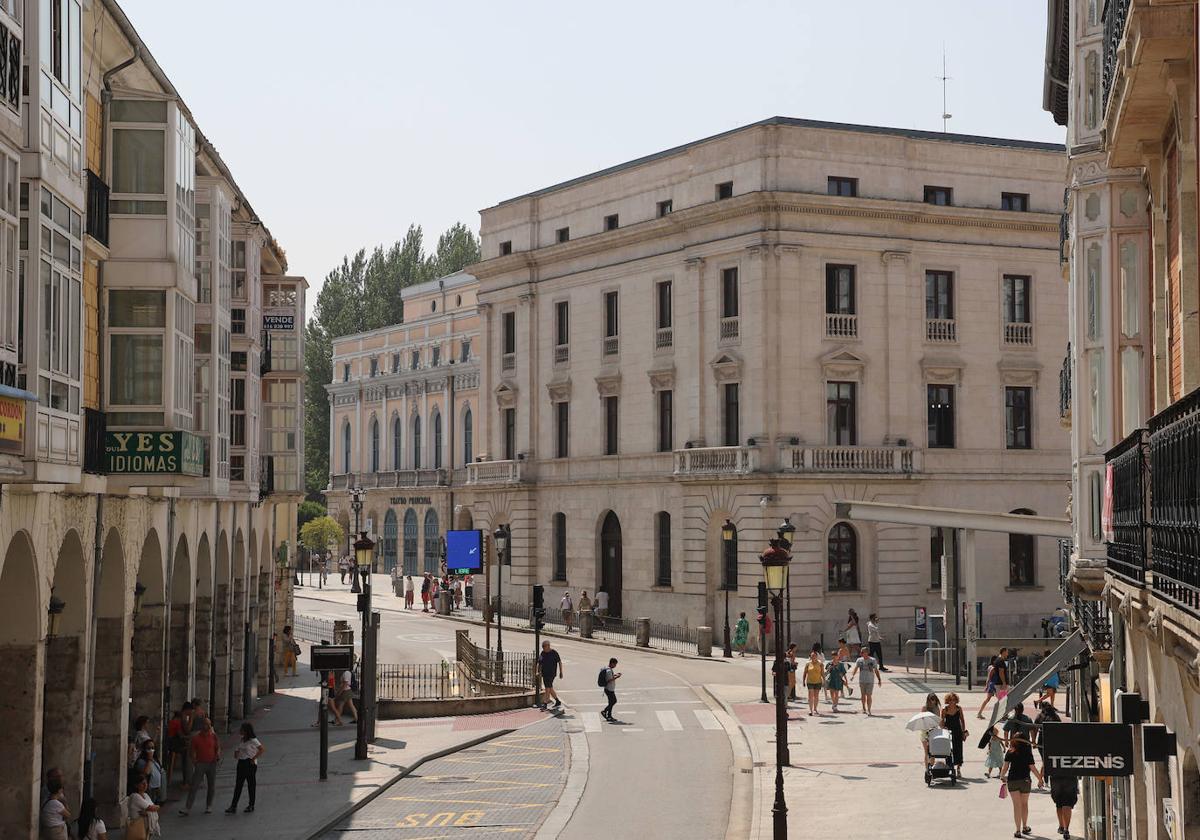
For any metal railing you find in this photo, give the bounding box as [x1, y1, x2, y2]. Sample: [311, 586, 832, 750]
[655, 327, 673, 349]
[1102, 0, 1132, 112]
[1073, 595, 1113, 652]
[1059, 538, 1073, 604]
[1003, 321, 1034, 346]
[646, 619, 697, 653]
[603, 336, 619, 356]
[501, 353, 515, 371]
[1106, 427, 1149, 585]
[674, 446, 757, 476]
[456, 631, 536, 692]
[466, 459, 522, 485]
[824, 313, 858, 339]
[719, 317, 740, 343]
[925, 318, 957, 343]
[1059, 345, 1072, 425]
[785, 445, 917, 474]
[1149, 387, 1200, 612]
[554, 344, 569, 365]
[293, 614, 335, 643]
[377, 662, 456, 700]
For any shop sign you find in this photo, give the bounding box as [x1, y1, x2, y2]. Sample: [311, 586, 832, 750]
[1041, 722, 1133, 776]
[263, 314, 294, 331]
[105, 430, 205, 476]
[0, 394, 24, 454]
[390, 496, 432, 506]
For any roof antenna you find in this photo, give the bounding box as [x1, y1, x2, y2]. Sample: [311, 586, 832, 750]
[939, 46, 952, 133]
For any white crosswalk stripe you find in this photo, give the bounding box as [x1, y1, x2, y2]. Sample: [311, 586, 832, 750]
[656, 710, 683, 731]
[583, 712, 603, 733]
[693, 709, 723, 730]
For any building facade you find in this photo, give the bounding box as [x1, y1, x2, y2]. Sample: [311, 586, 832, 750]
[1046, 0, 1200, 837]
[0, 1, 305, 833]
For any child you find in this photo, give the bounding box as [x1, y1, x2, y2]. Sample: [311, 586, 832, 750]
[983, 725, 1007, 778]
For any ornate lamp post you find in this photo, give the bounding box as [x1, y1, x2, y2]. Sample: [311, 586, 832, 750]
[721, 519, 735, 658]
[47, 595, 65, 640]
[354, 529, 375, 760]
[493, 524, 509, 658]
[349, 486, 366, 594]
[132, 582, 146, 617]
[760, 534, 792, 840]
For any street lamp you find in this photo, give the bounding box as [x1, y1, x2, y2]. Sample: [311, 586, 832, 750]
[349, 487, 366, 594]
[777, 517, 796, 647]
[354, 529, 376, 761]
[47, 594, 65, 640]
[493, 524, 509, 658]
[760, 539, 792, 840]
[721, 520, 735, 658]
[132, 582, 146, 617]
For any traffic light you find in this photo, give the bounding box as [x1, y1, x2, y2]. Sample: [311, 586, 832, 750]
[533, 584, 544, 610]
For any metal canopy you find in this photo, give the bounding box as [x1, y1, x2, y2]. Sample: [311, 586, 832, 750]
[987, 630, 1088, 732]
[833, 500, 1072, 538]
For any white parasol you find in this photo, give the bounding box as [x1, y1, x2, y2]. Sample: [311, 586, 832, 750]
[906, 711, 940, 732]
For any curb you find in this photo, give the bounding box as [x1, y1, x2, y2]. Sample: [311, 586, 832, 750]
[701, 686, 763, 840]
[534, 728, 588, 840]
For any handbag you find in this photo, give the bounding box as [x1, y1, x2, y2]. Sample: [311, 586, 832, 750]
[126, 815, 150, 840]
[998, 782, 1008, 800]
[996, 688, 1009, 700]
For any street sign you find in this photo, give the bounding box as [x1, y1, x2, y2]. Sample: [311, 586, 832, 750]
[1041, 722, 1134, 776]
[310, 644, 354, 673]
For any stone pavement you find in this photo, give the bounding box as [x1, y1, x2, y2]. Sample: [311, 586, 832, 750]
[137, 651, 536, 840]
[707, 670, 1075, 840]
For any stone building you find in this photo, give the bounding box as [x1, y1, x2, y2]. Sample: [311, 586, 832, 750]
[1046, 0, 1200, 836]
[0, 1, 304, 833]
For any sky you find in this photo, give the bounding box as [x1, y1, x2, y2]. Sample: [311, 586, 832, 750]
[118, 0, 1065, 313]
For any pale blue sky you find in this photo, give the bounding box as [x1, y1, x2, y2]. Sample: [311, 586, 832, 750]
[118, 0, 1064, 307]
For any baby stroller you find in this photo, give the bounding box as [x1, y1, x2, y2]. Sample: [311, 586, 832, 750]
[924, 727, 957, 786]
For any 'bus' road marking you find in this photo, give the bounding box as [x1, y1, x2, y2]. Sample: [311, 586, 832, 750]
[656, 710, 683, 731]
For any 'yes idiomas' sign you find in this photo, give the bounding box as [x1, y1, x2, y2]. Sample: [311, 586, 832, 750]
[105, 431, 205, 476]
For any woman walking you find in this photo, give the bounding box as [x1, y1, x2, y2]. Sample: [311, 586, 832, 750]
[825, 652, 848, 712]
[226, 722, 265, 813]
[1000, 736, 1042, 837]
[844, 609, 862, 649]
[281, 625, 298, 677]
[918, 692, 941, 766]
[801, 649, 825, 716]
[733, 612, 750, 656]
[76, 798, 108, 840]
[940, 692, 969, 770]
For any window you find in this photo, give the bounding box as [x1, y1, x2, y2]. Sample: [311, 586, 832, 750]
[370, 417, 380, 472]
[657, 389, 673, 452]
[503, 311, 516, 354]
[603, 396, 618, 455]
[716, 181, 733, 200]
[555, 300, 569, 347]
[412, 414, 422, 469]
[423, 509, 440, 574]
[231, 351, 246, 372]
[931, 527, 944, 588]
[230, 308, 245, 334]
[552, 513, 567, 581]
[107, 290, 164, 408]
[721, 267, 739, 318]
[925, 271, 954, 320]
[604, 214, 619, 231]
[1001, 192, 1029, 212]
[433, 411, 443, 469]
[392, 416, 402, 470]
[657, 199, 673, 217]
[342, 422, 351, 473]
[111, 128, 165, 196]
[827, 176, 857, 197]
[604, 291, 619, 338]
[499, 240, 512, 256]
[656, 511, 672, 587]
[231, 239, 246, 299]
[927, 384, 956, 448]
[431, 346, 441, 367]
[825, 265, 855, 314]
[1002, 275, 1031, 323]
[37, 185, 83, 416]
[411, 350, 420, 370]
[924, 186, 952, 206]
[827, 523, 858, 591]
[1005, 386, 1032, 449]
[556, 227, 570, 243]
[722, 524, 738, 590]
[392, 352, 400, 373]
[230, 454, 244, 482]
[230, 378, 245, 446]
[826, 381, 857, 445]
[462, 407, 473, 465]
[723, 383, 740, 447]
[1008, 509, 1037, 587]
[555, 401, 569, 458]
[656, 281, 672, 329]
[503, 408, 516, 460]
[369, 356, 378, 377]
[342, 363, 350, 382]
[460, 340, 471, 362]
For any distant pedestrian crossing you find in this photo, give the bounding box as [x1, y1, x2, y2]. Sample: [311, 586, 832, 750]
[578, 707, 730, 734]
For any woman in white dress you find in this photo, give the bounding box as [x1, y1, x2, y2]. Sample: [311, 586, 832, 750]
[126, 775, 160, 838]
[844, 609, 862, 648]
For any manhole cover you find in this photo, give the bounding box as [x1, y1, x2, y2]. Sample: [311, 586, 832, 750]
[426, 776, 472, 784]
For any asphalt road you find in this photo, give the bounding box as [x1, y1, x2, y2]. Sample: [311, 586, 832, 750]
[297, 591, 737, 839]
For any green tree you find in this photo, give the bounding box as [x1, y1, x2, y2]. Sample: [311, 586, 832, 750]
[300, 515, 344, 555]
[298, 500, 325, 531]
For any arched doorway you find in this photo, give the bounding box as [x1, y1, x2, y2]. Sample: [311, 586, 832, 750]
[168, 537, 191, 722]
[600, 512, 623, 617]
[0, 531, 42, 837]
[131, 529, 166, 733]
[424, 509, 441, 574]
[193, 534, 213, 713]
[383, 510, 398, 574]
[403, 509, 418, 575]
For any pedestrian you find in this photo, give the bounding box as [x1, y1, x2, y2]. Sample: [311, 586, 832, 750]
[918, 692, 942, 766]
[127, 774, 160, 838]
[538, 640, 564, 710]
[401, 574, 412, 609]
[465, 574, 474, 608]
[225, 722, 265, 814]
[940, 692, 969, 769]
[801, 648, 825, 716]
[421, 573, 432, 612]
[983, 725, 1007, 779]
[579, 590, 593, 615]
[281, 625, 299, 676]
[180, 700, 200, 789]
[600, 657, 621, 721]
[734, 612, 750, 656]
[76, 798, 108, 840]
[328, 667, 358, 725]
[595, 587, 609, 620]
[164, 709, 186, 786]
[1004, 702, 1035, 743]
[1000, 736, 1042, 838]
[844, 608, 862, 649]
[785, 643, 799, 702]
[825, 652, 848, 713]
[836, 639, 853, 698]
[134, 738, 164, 804]
[453, 576, 463, 610]
[560, 590, 574, 633]
[132, 714, 154, 753]
[179, 715, 221, 816]
[40, 767, 64, 809]
[39, 778, 70, 840]
[339, 555, 348, 585]
[977, 647, 1011, 719]
[1036, 650, 1060, 708]
[867, 612, 888, 671]
[1034, 700, 1062, 777]
[848, 644, 883, 715]
[1048, 763, 1079, 838]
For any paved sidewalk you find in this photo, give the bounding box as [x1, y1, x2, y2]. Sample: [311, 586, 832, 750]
[707, 671, 1074, 839]
[136, 650, 531, 840]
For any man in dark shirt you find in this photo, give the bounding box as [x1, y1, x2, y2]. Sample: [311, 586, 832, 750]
[538, 641, 563, 709]
[1004, 701, 1035, 740]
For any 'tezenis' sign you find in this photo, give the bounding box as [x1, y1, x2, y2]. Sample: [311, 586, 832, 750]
[105, 431, 205, 476]
[1041, 722, 1134, 776]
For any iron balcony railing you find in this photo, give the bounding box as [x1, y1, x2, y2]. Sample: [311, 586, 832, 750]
[1148, 386, 1200, 613]
[1101, 0, 1132, 112]
[1059, 344, 1072, 424]
[1073, 595, 1113, 652]
[1105, 427, 1149, 585]
[83, 408, 106, 474]
[1059, 538, 1073, 604]
[85, 169, 110, 247]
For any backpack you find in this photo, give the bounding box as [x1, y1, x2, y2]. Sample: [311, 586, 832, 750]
[597, 667, 608, 688]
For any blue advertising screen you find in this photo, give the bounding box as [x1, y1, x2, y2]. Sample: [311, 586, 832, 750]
[446, 529, 483, 573]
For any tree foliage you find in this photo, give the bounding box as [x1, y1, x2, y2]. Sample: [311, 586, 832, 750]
[298, 500, 325, 531]
[299, 515, 344, 554]
[303, 223, 481, 496]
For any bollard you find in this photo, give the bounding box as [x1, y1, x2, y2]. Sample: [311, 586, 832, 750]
[437, 590, 451, 615]
[697, 626, 713, 657]
[636, 617, 650, 647]
[333, 620, 354, 647]
[580, 609, 594, 639]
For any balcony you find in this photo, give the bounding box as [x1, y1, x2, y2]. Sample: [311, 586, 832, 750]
[1105, 427, 1149, 585]
[331, 469, 448, 491]
[925, 318, 957, 343]
[1059, 345, 1071, 427]
[1148, 387, 1200, 613]
[655, 327, 673, 350]
[554, 344, 569, 366]
[673, 446, 757, 477]
[501, 353, 515, 372]
[603, 336, 619, 357]
[825, 313, 858, 340]
[719, 317, 740, 344]
[466, 459, 523, 485]
[85, 169, 110, 247]
[1003, 321, 1034, 347]
[784, 445, 918, 474]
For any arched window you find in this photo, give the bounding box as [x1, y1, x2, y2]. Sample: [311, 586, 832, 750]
[423, 508, 440, 574]
[552, 513, 567, 581]
[433, 410, 443, 469]
[342, 421, 352, 473]
[656, 511, 672, 586]
[1009, 509, 1037, 587]
[463, 407, 473, 466]
[412, 415, 422, 469]
[827, 523, 858, 591]
[382, 510, 398, 574]
[369, 417, 380, 472]
[722, 523, 738, 591]
[392, 416, 402, 470]
[402, 509, 418, 575]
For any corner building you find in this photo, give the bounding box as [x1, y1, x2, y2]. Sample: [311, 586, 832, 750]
[463, 118, 1071, 638]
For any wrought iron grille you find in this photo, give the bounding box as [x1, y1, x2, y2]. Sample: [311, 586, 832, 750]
[1059, 538, 1073, 603]
[1106, 427, 1149, 584]
[1101, 0, 1132, 112]
[1149, 387, 1200, 612]
[1073, 594, 1113, 651]
[1059, 345, 1072, 422]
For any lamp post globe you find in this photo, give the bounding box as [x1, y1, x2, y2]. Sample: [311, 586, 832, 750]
[720, 519, 735, 658]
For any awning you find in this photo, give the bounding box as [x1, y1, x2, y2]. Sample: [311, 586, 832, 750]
[988, 630, 1088, 731]
[0, 383, 36, 401]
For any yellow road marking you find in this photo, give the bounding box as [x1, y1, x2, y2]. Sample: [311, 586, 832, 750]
[387, 796, 550, 808]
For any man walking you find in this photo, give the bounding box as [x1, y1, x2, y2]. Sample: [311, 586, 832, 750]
[867, 613, 889, 671]
[601, 657, 621, 722]
[560, 590, 574, 633]
[848, 645, 883, 716]
[179, 716, 221, 816]
[538, 641, 564, 709]
[977, 647, 1010, 719]
[421, 573, 432, 613]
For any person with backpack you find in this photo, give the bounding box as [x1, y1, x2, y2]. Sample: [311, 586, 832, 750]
[599, 657, 621, 721]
